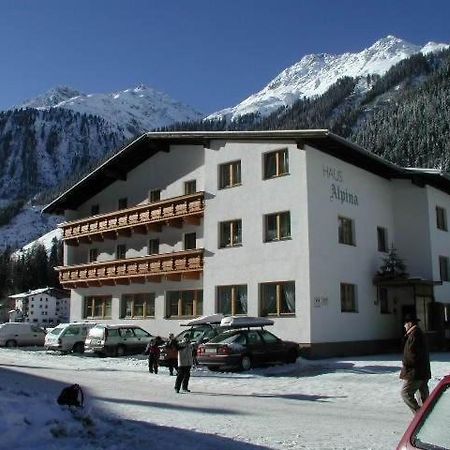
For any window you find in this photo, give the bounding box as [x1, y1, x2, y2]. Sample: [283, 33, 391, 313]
[184, 180, 196, 195]
[377, 227, 388, 252]
[263, 149, 289, 179]
[379, 287, 390, 314]
[118, 198, 128, 209]
[83, 296, 112, 319]
[217, 285, 247, 315]
[260, 281, 295, 316]
[439, 256, 449, 282]
[341, 283, 357, 312]
[264, 211, 291, 242]
[338, 216, 355, 246]
[121, 293, 155, 318]
[116, 244, 126, 260]
[436, 206, 447, 231]
[219, 160, 241, 189]
[89, 248, 98, 263]
[148, 238, 160, 255]
[166, 290, 203, 318]
[219, 219, 242, 248]
[184, 232, 196, 250]
[149, 189, 161, 203]
[91, 204, 100, 215]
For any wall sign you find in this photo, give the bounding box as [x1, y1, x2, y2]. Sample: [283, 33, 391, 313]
[323, 165, 359, 206]
[314, 296, 328, 307]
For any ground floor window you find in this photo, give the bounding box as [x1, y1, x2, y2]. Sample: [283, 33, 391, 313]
[83, 295, 112, 319]
[121, 293, 155, 318]
[341, 283, 357, 312]
[217, 285, 247, 315]
[166, 290, 203, 318]
[259, 281, 295, 316]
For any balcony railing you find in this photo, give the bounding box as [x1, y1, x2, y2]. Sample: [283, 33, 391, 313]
[60, 192, 204, 245]
[56, 249, 204, 288]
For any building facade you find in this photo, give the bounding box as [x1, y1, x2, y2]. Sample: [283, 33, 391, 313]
[43, 131, 450, 356]
[9, 288, 70, 326]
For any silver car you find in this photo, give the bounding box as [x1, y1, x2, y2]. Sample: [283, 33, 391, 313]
[85, 324, 153, 356]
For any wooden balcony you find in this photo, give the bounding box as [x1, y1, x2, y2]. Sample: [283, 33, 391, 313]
[56, 249, 204, 288]
[60, 192, 204, 245]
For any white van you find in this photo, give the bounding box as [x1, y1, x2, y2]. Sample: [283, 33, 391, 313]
[0, 323, 46, 347]
[45, 322, 96, 353]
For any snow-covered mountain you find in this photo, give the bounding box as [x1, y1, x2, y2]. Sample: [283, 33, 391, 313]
[0, 83, 204, 251]
[18, 84, 203, 137]
[0, 204, 62, 253]
[207, 35, 449, 121]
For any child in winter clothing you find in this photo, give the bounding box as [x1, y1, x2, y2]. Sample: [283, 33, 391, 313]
[145, 337, 161, 374]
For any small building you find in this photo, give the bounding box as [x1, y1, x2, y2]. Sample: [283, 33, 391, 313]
[9, 288, 70, 327]
[42, 130, 450, 356]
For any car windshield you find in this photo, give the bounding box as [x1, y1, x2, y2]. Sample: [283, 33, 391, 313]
[209, 331, 244, 344]
[413, 384, 450, 449]
[49, 326, 64, 335]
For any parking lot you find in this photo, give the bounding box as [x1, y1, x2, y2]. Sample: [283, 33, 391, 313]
[2, 347, 448, 449]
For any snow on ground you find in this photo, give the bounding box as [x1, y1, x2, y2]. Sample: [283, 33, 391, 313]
[0, 348, 449, 450]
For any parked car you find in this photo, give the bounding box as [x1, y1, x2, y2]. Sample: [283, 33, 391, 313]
[196, 316, 299, 371]
[159, 314, 225, 367]
[84, 324, 153, 356]
[45, 322, 96, 354]
[397, 374, 450, 449]
[0, 322, 46, 347]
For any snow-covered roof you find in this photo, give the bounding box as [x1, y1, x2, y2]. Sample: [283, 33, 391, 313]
[8, 287, 68, 299]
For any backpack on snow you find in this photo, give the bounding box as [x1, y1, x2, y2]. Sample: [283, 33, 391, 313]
[57, 384, 84, 407]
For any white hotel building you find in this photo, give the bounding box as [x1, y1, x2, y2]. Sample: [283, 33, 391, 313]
[43, 130, 450, 357]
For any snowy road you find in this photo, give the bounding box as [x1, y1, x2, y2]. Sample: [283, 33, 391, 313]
[2, 348, 447, 449]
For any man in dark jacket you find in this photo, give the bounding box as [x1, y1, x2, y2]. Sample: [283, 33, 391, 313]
[400, 313, 431, 413]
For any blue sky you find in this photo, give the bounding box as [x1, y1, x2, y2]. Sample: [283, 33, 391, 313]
[0, 0, 449, 114]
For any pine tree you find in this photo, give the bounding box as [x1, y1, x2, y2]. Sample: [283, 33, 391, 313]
[377, 245, 408, 279]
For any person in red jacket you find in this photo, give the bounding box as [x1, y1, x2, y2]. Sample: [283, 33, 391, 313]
[145, 337, 162, 374]
[400, 313, 431, 413]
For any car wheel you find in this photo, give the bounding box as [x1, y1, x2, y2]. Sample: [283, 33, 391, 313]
[116, 345, 125, 357]
[286, 349, 298, 364]
[5, 340, 17, 348]
[240, 355, 252, 371]
[72, 342, 85, 354]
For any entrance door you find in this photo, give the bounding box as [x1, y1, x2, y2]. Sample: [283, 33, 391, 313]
[416, 296, 433, 331]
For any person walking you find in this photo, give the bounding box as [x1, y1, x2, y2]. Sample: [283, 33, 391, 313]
[400, 313, 431, 413]
[166, 333, 178, 376]
[174, 337, 193, 393]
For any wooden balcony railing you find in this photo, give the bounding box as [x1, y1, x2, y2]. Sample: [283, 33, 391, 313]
[60, 192, 204, 245]
[56, 249, 204, 288]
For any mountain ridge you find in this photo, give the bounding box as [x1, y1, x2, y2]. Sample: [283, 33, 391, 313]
[207, 35, 448, 121]
[17, 84, 204, 138]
